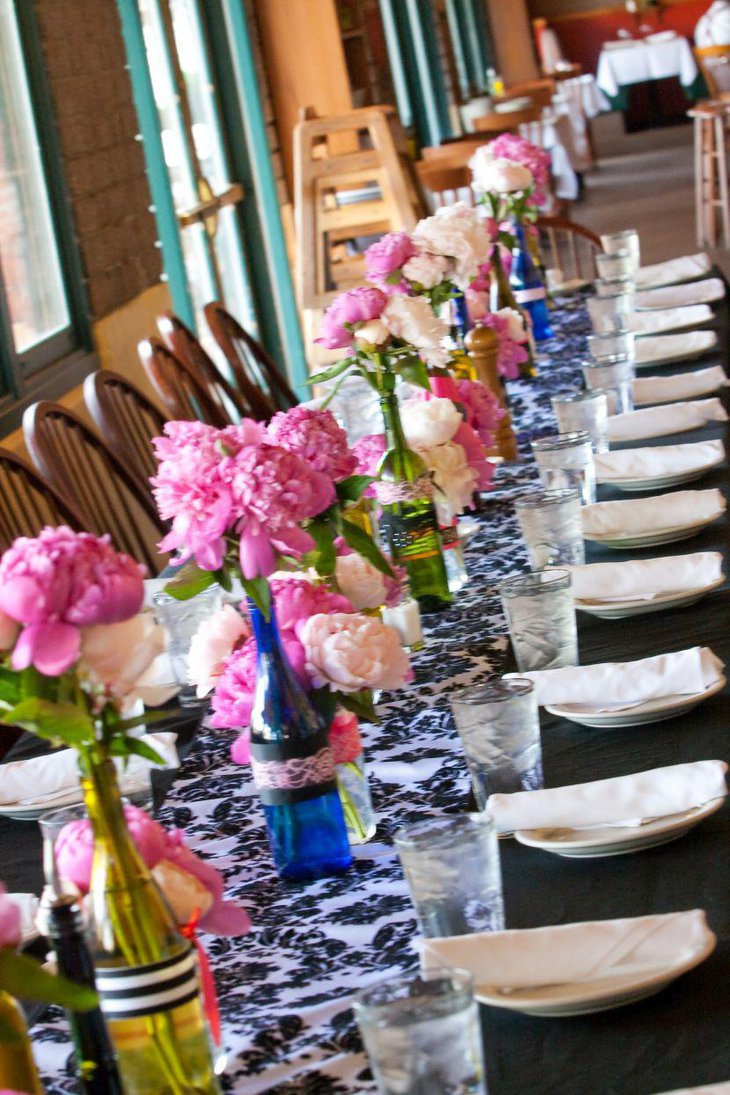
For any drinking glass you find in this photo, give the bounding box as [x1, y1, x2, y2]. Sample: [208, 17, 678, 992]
[498, 569, 578, 672]
[450, 678, 543, 808]
[595, 249, 635, 280]
[394, 813, 505, 937]
[601, 228, 640, 273]
[514, 488, 585, 570]
[531, 431, 596, 505]
[595, 275, 635, 299]
[551, 390, 609, 453]
[582, 357, 635, 415]
[586, 291, 633, 334]
[353, 968, 487, 1095]
[586, 330, 636, 365]
[152, 585, 223, 706]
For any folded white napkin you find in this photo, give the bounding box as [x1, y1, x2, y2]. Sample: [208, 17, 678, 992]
[628, 305, 712, 336]
[607, 400, 728, 443]
[567, 551, 724, 603]
[420, 910, 711, 990]
[635, 330, 718, 366]
[487, 760, 728, 833]
[506, 646, 724, 709]
[0, 732, 179, 807]
[633, 278, 725, 312]
[595, 440, 725, 482]
[635, 253, 711, 289]
[655, 1085, 730, 1095]
[634, 367, 728, 406]
[582, 488, 725, 538]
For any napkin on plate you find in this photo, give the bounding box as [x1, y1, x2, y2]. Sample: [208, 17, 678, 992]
[420, 910, 712, 990]
[486, 760, 728, 833]
[581, 488, 726, 538]
[627, 304, 713, 336]
[607, 400, 728, 443]
[0, 732, 179, 807]
[633, 278, 725, 312]
[634, 367, 729, 406]
[506, 646, 724, 709]
[654, 1085, 730, 1094]
[595, 440, 725, 482]
[635, 253, 711, 290]
[635, 330, 718, 366]
[566, 551, 724, 602]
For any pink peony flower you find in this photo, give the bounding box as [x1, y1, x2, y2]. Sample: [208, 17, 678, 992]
[470, 261, 492, 294]
[365, 232, 418, 293]
[78, 614, 167, 711]
[317, 287, 388, 349]
[456, 379, 504, 448]
[161, 829, 251, 935]
[334, 553, 388, 612]
[466, 289, 489, 321]
[267, 406, 357, 482]
[0, 884, 21, 948]
[188, 605, 250, 698]
[300, 612, 412, 693]
[55, 805, 168, 891]
[270, 578, 353, 632]
[0, 527, 145, 676]
[352, 433, 387, 498]
[454, 421, 495, 493]
[487, 133, 551, 205]
[209, 631, 311, 732]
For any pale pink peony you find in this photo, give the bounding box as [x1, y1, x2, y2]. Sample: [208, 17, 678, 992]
[0, 884, 21, 948]
[334, 552, 388, 611]
[317, 287, 388, 349]
[413, 203, 492, 291]
[495, 306, 528, 344]
[465, 289, 490, 321]
[352, 433, 387, 498]
[456, 379, 504, 448]
[402, 251, 451, 290]
[270, 578, 354, 632]
[0, 527, 145, 677]
[487, 133, 550, 205]
[400, 396, 462, 448]
[365, 231, 418, 293]
[188, 605, 249, 698]
[381, 295, 451, 368]
[300, 612, 412, 693]
[418, 440, 479, 515]
[78, 614, 167, 711]
[267, 406, 357, 482]
[161, 829, 251, 935]
[470, 150, 534, 195]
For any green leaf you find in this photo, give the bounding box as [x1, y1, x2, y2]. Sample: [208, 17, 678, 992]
[242, 577, 272, 620]
[1, 698, 94, 747]
[307, 520, 336, 578]
[108, 737, 165, 766]
[336, 475, 373, 504]
[318, 369, 351, 410]
[338, 689, 379, 724]
[165, 563, 217, 601]
[339, 520, 394, 578]
[0, 949, 98, 1011]
[397, 355, 430, 390]
[215, 566, 233, 593]
[111, 709, 169, 735]
[0, 668, 20, 706]
[308, 358, 354, 385]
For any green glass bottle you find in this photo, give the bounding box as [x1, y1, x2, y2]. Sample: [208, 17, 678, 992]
[82, 758, 220, 1095]
[489, 245, 538, 379]
[375, 390, 451, 614]
[0, 991, 45, 1093]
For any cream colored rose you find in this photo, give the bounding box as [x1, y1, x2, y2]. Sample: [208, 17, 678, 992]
[354, 318, 390, 349]
[402, 252, 450, 289]
[78, 614, 167, 710]
[299, 612, 411, 693]
[188, 604, 249, 697]
[400, 396, 462, 448]
[151, 860, 213, 925]
[471, 154, 533, 195]
[495, 306, 528, 343]
[334, 553, 387, 612]
[413, 203, 492, 290]
[381, 295, 450, 368]
[419, 440, 479, 515]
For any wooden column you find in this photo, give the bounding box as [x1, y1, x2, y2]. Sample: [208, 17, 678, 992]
[465, 325, 518, 461]
[482, 0, 539, 85]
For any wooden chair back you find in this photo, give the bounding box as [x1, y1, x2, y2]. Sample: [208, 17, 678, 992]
[694, 45, 730, 99]
[23, 402, 168, 574]
[536, 215, 601, 283]
[415, 160, 474, 211]
[473, 105, 542, 134]
[84, 370, 168, 487]
[156, 312, 265, 422]
[138, 337, 233, 428]
[0, 445, 86, 553]
[204, 301, 295, 413]
[497, 78, 557, 110]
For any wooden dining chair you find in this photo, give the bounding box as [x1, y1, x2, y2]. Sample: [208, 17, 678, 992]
[0, 446, 87, 552]
[83, 370, 168, 486]
[536, 215, 602, 283]
[156, 312, 264, 422]
[204, 301, 296, 414]
[137, 337, 233, 429]
[473, 105, 542, 134]
[496, 78, 557, 111]
[23, 401, 169, 575]
[415, 161, 475, 211]
[693, 44, 730, 99]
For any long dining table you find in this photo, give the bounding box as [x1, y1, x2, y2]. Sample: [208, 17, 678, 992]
[5, 280, 730, 1094]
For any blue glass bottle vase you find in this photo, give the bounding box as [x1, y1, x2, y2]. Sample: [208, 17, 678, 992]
[510, 221, 553, 341]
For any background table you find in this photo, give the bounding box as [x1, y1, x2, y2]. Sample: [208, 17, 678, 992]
[596, 36, 701, 108]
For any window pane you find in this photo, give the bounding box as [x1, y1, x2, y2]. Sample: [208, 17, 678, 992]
[0, 0, 70, 353]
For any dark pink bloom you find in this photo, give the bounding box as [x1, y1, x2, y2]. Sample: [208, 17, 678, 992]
[55, 805, 167, 891]
[270, 578, 354, 632]
[454, 422, 495, 493]
[0, 883, 21, 948]
[470, 261, 492, 294]
[478, 313, 529, 380]
[456, 379, 504, 448]
[352, 433, 387, 498]
[0, 527, 144, 676]
[488, 134, 551, 206]
[268, 406, 357, 482]
[316, 287, 387, 349]
[210, 628, 311, 733]
[365, 231, 418, 293]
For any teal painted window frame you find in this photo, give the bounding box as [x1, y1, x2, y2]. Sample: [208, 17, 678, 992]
[379, 0, 452, 149]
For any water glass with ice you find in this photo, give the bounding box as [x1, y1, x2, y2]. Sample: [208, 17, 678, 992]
[601, 229, 640, 273]
[595, 275, 634, 299]
[353, 968, 487, 1095]
[586, 329, 635, 365]
[582, 357, 635, 414]
[586, 292, 633, 334]
[531, 431, 596, 504]
[595, 249, 635, 281]
[514, 488, 585, 570]
[152, 586, 223, 706]
[450, 678, 543, 809]
[394, 813, 505, 938]
[551, 390, 609, 453]
[498, 569, 578, 672]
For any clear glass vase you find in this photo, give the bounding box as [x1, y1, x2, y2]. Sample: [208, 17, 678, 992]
[336, 755, 377, 844]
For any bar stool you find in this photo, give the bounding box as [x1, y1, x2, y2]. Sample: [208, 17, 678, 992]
[689, 100, 730, 248]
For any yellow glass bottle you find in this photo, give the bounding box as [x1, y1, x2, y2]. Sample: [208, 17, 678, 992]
[0, 990, 45, 1094]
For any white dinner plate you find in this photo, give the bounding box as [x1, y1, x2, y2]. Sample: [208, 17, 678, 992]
[474, 931, 715, 1016]
[633, 279, 725, 311]
[583, 513, 722, 550]
[574, 576, 725, 619]
[634, 332, 718, 369]
[597, 457, 724, 493]
[514, 797, 725, 859]
[545, 675, 726, 729]
[0, 785, 86, 822]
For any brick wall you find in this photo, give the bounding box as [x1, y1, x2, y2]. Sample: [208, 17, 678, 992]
[34, 0, 162, 321]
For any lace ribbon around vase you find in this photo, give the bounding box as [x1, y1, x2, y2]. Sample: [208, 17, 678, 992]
[251, 746, 337, 791]
[375, 475, 434, 505]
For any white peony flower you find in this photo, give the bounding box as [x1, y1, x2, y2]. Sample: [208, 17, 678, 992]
[470, 154, 533, 195]
[78, 614, 168, 711]
[188, 604, 249, 698]
[381, 295, 450, 368]
[418, 441, 479, 516]
[334, 553, 387, 612]
[402, 252, 450, 289]
[354, 318, 390, 348]
[400, 396, 462, 448]
[495, 306, 528, 343]
[413, 203, 492, 291]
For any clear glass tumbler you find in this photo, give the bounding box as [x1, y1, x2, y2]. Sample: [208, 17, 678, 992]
[394, 813, 505, 938]
[353, 968, 486, 1095]
[450, 678, 543, 808]
[586, 330, 636, 365]
[498, 568, 578, 672]
[586, 292, 633, 333]
[582, 357, 635, 415]
[514, 488, 585, 570]
[531, 431, 596, 505]
[152, 585, 223, 706]
[601, 229, 640, 272]
[551, 390, 609, 454]
[595, 249, 635, 280]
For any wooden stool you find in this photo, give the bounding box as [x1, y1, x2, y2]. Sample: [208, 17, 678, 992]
[689, 101, 730, 248]
[465, 326, 518, 462]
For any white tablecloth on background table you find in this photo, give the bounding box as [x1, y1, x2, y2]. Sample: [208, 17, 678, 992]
[596, 36, 699, 99]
